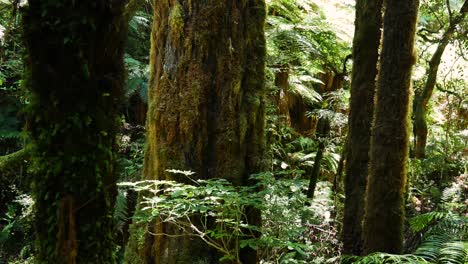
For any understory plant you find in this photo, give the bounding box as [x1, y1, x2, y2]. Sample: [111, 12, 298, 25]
[119, 170, 341, 263]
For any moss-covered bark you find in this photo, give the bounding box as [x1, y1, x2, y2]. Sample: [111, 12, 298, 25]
[362, 0, 419, 254]
[413, 0, 467, 159]
[342, 0, 383, 255]
[124, 1, 266, 263]
[0, 148, 29, 216]
[0, 148, 28, 175]
[22, 1, 127, 263]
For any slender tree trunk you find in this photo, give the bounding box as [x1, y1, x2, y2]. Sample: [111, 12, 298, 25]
[362, 0, 419, 254]
[414, 0, 467, 158]
[124, 1, 266, 263]
[306, 118, 329, 199]
[22, 1, 127, 263]
[342, 0, 383, 255]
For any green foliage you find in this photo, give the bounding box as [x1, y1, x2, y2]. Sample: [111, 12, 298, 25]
[0, 1, 26, 153]
[0, 96, 21, 144]
[414, 236, 467, 264]
[121, 170, 341, 263]
[116, 124, 145, 181]
[0, 193, 34, 262]
[120, 170, 264, 262]
[269, 122, 341, 180]
[123, 9, 151, 105]
[113, 189, 129, 235]
[341, 252, 429, 264]
[266, 0, 350, 71]
[288, 74, 323, 105]
[409, 211, 468, 264]
[126, 10, 151, 61]
[124, 55, 148, 103]
[259, 176, 341, 263]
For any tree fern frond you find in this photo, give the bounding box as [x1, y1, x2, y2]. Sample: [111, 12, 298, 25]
[113, 189, 128, 233]
[410, 212, 468, 264]
[341, 252, 429, 264]
[438, 241, 467, 264]
[409, 211, 449, 232]
[267, 0, 303, 23]
[288, 75, 323, 105]
[414, 234, 467, 264]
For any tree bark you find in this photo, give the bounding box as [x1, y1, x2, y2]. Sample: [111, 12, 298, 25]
[124, 1, 266, 263]
[22, 1, 127, 263]
[413, 0, 467, 158]
[342, 0, 383, 256]
[362, 0, 419, 254]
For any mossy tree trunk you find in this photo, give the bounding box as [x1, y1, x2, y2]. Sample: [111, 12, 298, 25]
[342, 0, 383, 256]
[362, 0, 419, 254]
[413, 0, 467, 159]
[22, 1, 127, 263]
[124, 1, 266, 263]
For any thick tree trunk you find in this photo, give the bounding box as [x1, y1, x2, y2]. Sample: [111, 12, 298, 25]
[362, 0, 419, 254]
[124, 1, 266, 263]
[342, 0, 383, 256]
[22, 1, 127, 263]
[413, 0, 467, 159]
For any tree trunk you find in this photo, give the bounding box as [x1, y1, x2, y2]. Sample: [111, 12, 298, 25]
[362, 0, 419, 254]
[124, 1, 266, 263]
[306, 118, 330, 199]
[342, 0, 383, 255]
[413, 0, 467, 159]
[22, 1, 127, 263]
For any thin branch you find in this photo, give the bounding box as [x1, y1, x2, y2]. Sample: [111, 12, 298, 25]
[424, 0, 445, 28]
[447, 0, 453, 19]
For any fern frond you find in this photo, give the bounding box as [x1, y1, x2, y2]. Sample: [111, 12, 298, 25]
[414, 234, 467, 264]
[410, 212, 468, 264]
[409, 211, 449, 232]
[341, 252, 429, 264]
[113, 189, 128, 233]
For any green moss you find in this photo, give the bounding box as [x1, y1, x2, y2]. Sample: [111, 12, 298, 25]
[123, 222, 147, 264]
[0, 148, 28, 174]
[169, 3, 185, 45]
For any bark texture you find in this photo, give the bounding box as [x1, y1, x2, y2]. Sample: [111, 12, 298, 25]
[22, 1, 127, 263]
[414, 0, 467, 158]
[342, 0, 383, 255]
[124, 1, 266, 263]
[362, 0, 419, 254]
